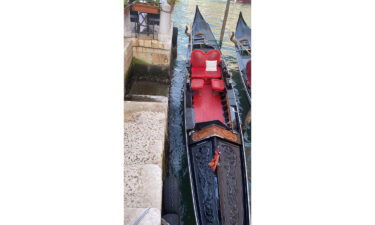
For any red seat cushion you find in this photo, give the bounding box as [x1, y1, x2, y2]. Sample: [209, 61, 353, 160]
[205, 68, 222, 79]
[211, 79, 225, 91]
[192, 67, 222, 79]
[206, 49, 221, 64]
[191, 79, 204, 90]
[191, 67, 206, 78]
[190, 49, 206, 68]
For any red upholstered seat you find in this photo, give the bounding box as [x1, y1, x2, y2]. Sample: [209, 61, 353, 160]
[191, 79, 204, 90]
[192, 68, 222, 79]
[211, 79, 225, 91]
[206, 49, 221, 64]
[205, 69, 222, 79]
[190, 49, 223, 80]
[190, 49, 206, 68]
[246, 61, 251, 88]
[191, 67, 206, 78]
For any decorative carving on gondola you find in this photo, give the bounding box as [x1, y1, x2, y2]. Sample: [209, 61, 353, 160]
[191, 124, 240, 144]
[217, 142, 244, 225]
[191, 141, 220, 225]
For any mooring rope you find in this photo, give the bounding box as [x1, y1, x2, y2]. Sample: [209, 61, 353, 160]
[132, 208, 151, 225]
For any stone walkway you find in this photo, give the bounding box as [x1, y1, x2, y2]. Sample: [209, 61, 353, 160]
[124, 100, 168, 225]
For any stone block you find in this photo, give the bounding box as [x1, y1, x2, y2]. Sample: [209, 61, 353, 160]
[134, 46, 143, 53]
[152, 53, 162, 65]
[138, 39, 144, 47]
[161, 54, 169, 65]
[151, 40, 159, 48]
[163, 42, 171, 50]
[144, 40, 151, 48]
[124, 164, 162, 209]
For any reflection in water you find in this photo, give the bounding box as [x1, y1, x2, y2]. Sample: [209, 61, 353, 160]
[168, 0, 250, 224]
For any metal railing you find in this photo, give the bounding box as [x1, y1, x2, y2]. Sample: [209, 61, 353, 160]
[128, 10, 160, 39]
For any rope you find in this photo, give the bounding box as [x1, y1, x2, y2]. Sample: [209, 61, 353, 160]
[132, 208, 151, 225]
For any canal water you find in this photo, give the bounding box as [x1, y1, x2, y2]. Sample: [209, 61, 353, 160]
[168, 0, 251, 224]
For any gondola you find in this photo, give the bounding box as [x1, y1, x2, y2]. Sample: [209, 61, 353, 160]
[231, 12, 251, 103]
[184, 6, 250, 225]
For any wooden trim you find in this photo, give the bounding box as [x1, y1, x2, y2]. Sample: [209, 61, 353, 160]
[191, 124, 240, 144]
[131, 2, 160, 14]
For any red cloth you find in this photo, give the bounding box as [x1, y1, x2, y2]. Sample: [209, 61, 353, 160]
[191, 79, 204, 90]
[211, 79, 225, 91]
[208, 150, 220, 172]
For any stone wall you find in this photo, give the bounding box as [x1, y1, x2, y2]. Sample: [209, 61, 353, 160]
[124, 38, 134, 83]
[132, 37, 172, 67]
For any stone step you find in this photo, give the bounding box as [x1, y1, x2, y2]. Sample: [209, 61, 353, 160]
[124, 164, 162, 209]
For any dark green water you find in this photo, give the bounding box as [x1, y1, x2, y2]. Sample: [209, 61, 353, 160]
[167, 0, 251, 224]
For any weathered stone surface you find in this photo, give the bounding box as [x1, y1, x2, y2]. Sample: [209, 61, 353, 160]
[124, 208, 161, 225]
[144, 40, 151, 48]
[124, 164, 162, 209]
[152, 53, 162, 65]
[151, 40, 159, 48]
[138, 39, 144, 47]
[124, 38, 133, 83]
[124, 101, 167, 214]
[124, 101, 167, 167]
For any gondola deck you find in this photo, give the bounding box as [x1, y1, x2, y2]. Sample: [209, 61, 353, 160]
[184, 6, 250, 225]
[193, 84, 225, 123]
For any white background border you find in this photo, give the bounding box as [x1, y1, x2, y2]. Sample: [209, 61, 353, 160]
[1, 0, 375, 224]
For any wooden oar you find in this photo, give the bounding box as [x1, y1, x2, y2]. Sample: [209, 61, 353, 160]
[230, 32, 251, 55]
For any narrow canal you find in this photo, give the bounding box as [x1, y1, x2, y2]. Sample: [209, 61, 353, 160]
[167, 0, 251, 224]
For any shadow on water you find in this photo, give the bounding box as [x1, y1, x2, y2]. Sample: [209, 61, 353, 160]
[168, 0, 251, 224]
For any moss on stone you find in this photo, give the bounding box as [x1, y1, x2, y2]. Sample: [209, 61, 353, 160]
[132, 57, 149, 66]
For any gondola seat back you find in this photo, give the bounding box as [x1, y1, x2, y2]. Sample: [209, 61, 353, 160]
[190, 49, 223, 82]
[190, 49, 206, 68]
[206, 49, 221, 64]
